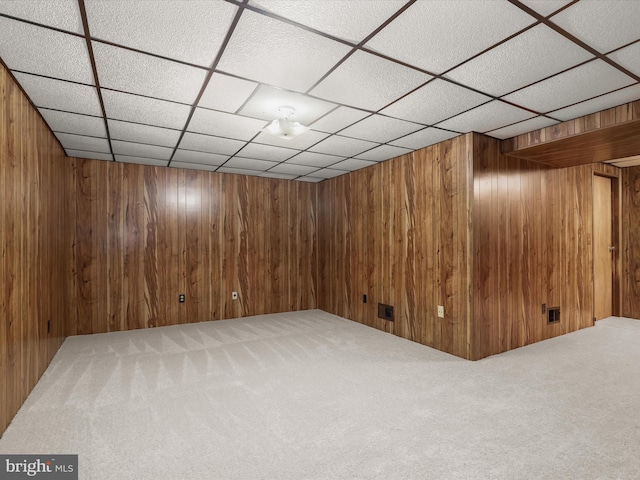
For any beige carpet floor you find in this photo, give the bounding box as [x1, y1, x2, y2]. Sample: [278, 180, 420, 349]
[1, 310, 639, 479]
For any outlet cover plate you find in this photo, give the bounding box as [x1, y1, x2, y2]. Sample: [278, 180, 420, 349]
[437, 305, 444, 318]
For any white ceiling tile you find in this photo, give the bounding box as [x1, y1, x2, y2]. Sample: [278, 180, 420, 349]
[286, 151, 345, 168]
[309, 50, 431, 111]
[170, 162, 219, 172]
[101, 89, 191, 130]
[549, 83, 640, 121]
[107, 120, 180, 148]
[115, 155, 168, 167]
[65, 149, 113, 161]
[259, 172, 297, 180]
[436, 101, 534, 133]
[111, 140, 173, 160]
[518, 0, 573, 17]
[0, 0, 83, 32]
[381, 80, 491, 125]
[486, 116, 560, 140]
[311, 169, 347, 179]
[252, 129, 329, 150]
[13, 73, 102, 116]
[55, 133, 111, 153]
[309, 135, 378, 157]
[365, 0, 535, 74]
[296, 176, 324, 183]
[389, 128, 459, 150]
[446, 25, 594, 97]
[85, 1, 237, 67]
[217, 167, 262, 176]
[268, 163, 319, 176]
[331, 159, 376, 171]
[608, 42, 640, 77]
[0, 17, 93, 83]
[309, 106, 371, 133]
[236, 143, 299, 162]
[178, 132, 246, 155]
[355, 144, 411, 162]
[172, 149, 229, 166]
[217, 9, 351, 92]
[248, 0, 408, 43]
[198, 73, 258, 113]
[339, 114, 423, 143]
[224, 157, 278, 171]
[239, 85, 336, 124]
[92, 42, 207, 104]
[550, 0, 640, 53]
[39, 109, 106, 137]
[503, 60, 636, 113]
[188, 109, 267, 141]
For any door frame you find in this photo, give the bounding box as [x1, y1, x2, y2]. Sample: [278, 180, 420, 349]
[592, 172, 622, 320]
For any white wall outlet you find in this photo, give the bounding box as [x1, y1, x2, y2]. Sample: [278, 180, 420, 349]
[437, 305, 444, 318]
[232, 291, 238, 300]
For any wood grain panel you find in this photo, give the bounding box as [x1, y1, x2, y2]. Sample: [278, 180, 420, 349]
[503, 99, 640, 152]
[503, 99, 640, 169]
[1, 64, 72, 435]
[318, 135, 474, 359]
[472, 134, 620, 359]
[622, 166, 640, 319]
[504, 118, 640, 168]
[67, 163, 318, 335]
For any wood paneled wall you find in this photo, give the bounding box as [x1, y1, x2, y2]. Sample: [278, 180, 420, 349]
[317, 134, 473, 359]
[622, 166, 640, 319]
[1, 64, 73, 434]
[473, 133, 621, 359]
[503, 99, 640, 152]
[68, 159, 317, 335]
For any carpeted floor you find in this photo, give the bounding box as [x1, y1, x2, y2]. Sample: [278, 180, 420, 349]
[1, 310, 639, 479]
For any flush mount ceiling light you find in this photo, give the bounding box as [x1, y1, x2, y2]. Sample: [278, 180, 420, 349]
[263, 106, 309, 140]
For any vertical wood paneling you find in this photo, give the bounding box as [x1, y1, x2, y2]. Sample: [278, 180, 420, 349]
[622, 166, 640, 319]
[472, 134, 620, 359]
[144, 165, 160, 328]
[67, 163, 318, 335]
[185, 169, 203, 323]
[124, 164, 145, 330]
[1, 64, 72, 435]
[95, 160, 108, 334]
[107, 162, 124, 332]
[318, 134, 474, 359]
[76, 159, 97, 335]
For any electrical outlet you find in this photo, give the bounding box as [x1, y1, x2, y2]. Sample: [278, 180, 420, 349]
[178, 294, 186, 303]
[232, 291, 238, 300]
[437, 305, 444, 318]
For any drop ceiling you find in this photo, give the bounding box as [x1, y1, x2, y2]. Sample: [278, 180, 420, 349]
[1, 0, 639, 182]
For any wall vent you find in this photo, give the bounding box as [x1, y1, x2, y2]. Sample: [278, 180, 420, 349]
[547, 307, 560, 324]
[378, 303, 394, 322]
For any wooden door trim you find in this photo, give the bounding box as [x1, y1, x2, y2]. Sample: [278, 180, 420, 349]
[593, 172, 622, 319]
